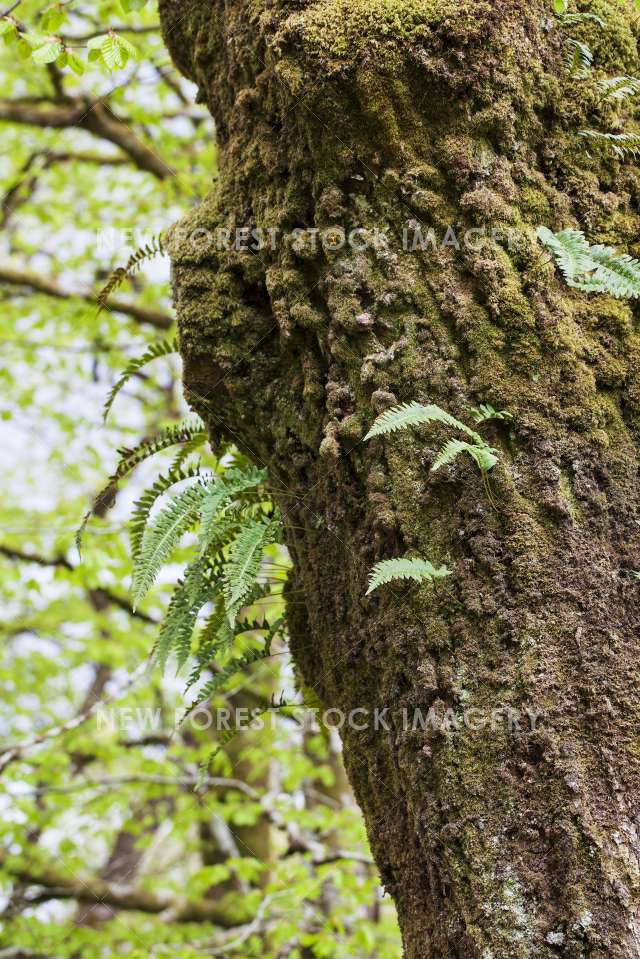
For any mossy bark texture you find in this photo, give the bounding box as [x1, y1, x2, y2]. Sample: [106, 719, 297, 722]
[158, 0, 640, 954]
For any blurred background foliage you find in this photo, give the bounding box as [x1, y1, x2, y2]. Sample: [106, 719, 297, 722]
[0, 2, 400, 955]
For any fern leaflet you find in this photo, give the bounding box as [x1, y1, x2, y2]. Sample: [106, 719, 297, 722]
[364, 402, 482, 444]
[97, 233, 165, 314]
[103, 337, 177, 422]
[578, 129, 640, 160]
[366, 558, 451, 595]
[130, 461, 203, 563]
[538, 226, 640, 298]
[223, 518, 279, 625]
[598, 75, 640, 101]
[131, 483, 210, 606]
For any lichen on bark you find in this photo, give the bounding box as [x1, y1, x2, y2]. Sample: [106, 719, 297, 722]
[159, 0, 640, 954]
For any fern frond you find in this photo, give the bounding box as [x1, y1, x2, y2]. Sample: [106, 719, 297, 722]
[187, 642, 275, 712]
[558, 12, 604, 27]
[223, 518, 279, 624]
[365, 402, 481, 444]
[197, 468, 267, 557]
[131, 483, 209, 606]
[96, 233, 165, 314]
[469, 403, 513, 424]
[578, 129, 640, 160]
[581, 243, 640, 297]
[431, 438, 469, 473]
[103, 337, 177, 422]
[564, 38, 592, 77]
[366, 557, 451, 595]
[76, 417, 206, 554]
[538, 226, 640, 298]
[598, 75, 640, 101]
[154, 569, 209, 671]
[185, 604, 235, 691]
[130, 462, 203, 563]
[536, 226, 591, 282]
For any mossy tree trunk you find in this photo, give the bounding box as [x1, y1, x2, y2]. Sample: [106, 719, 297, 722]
[158, 0, 640, 954]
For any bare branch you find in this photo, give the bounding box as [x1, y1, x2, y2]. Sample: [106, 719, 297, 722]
[0, 265, 172, 330]
[0, 97, 173, 180]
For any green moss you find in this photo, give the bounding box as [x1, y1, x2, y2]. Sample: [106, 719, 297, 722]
[285, 0, 443, 61]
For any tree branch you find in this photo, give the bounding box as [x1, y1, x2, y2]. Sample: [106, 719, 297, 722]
[0, 265, 172, 330]
[0, 850, 242, 925]
[0, 97, 173, 180]
[0, 544, 158, 624]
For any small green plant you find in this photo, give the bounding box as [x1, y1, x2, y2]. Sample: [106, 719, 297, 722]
[363, 400, 508, 594]
[537, 226, 640, 297]
[469, 403, 513, 424]
[103, 336, 177, 421]
[366, 558, 451, 595]
[598, 75, 640, 102]
[578, 129, 640, 161]
[364, 401, 501, 477]
[97, 233, 165, 314]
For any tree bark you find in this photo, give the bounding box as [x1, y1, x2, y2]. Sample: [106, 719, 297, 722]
[158, 0, 640, 955]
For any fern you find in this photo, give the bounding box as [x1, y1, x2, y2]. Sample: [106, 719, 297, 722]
[469, 403, 513, 424]
[96, 233, 165, 314]
[130, 461, 203, 563]
[365, 401, 499, 479]
[103, 337, 177, 422]
[366, 558, 451, 595]
[223, 518, 279, 625]
[564, 38, 592, 77]
[76, 417, 206, 553]
[578, 129, 640, 160]
[186, 639, 278, 714]
[364, 401, 482, 444]
[598, 75, 640, 102]
[131, 483, 210, 607]
[430, 438, 470, 473]
[154, 569, 206, 671]
[538, 226, 640, 298]
[197, 468, 267, 558]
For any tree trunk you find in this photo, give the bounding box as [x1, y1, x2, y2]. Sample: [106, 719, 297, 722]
[158, 0, 640, 954]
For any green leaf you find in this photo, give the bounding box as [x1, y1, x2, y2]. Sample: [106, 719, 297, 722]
[31, 38, 63, 64]
[131, 483, 209, 606]
[365, 402, 482, 444]
[538, 225, 640, 298]
[223, 519, 278, 624]
[103, 337, 177, 421]
[366, 558, 451, 595]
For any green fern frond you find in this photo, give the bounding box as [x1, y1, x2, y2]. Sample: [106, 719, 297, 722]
[154, 569, 209, 671]
[223, 518, 279, 624]
[431, 438, 470, 473]
[564, 38, 592, 77]
[130, 462, 203, 563]
[185, 604, 235, 691]
[469, 403, 513, 424]
[557, 11, 604, 27]
[431, 438, 499, 474]
[578, 129, 640, 160]
[76, 417, 206, 554]
[197, 468, 267, 557]
[103, 337, 177, 422]
[366, 557, 451, 595]
[187, 641, 275, 712]
[131, 483, 209, 606]
[598, 75, 640, 101]
[113, 418, 207, 483]
[96, 233, 165, 314]
[536, 226, 591, 282]
[364, 402, 481, 444]
[538, 226, 640, 298]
